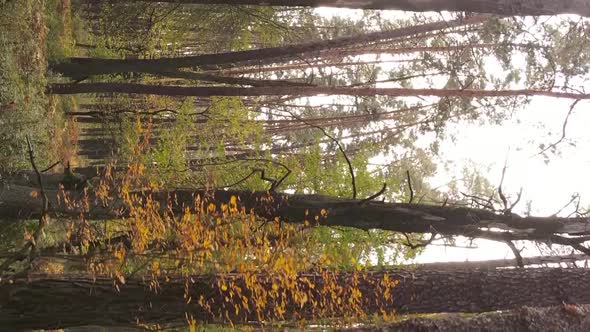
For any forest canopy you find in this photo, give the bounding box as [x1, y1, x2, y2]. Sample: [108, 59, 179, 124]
[1, 0, 590, 330]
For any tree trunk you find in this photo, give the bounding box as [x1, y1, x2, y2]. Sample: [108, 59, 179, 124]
[120, 0, 590, 17]
[154, 70, 312, 87]
[50, 16, 488, 78]
[0, 183, 114, 219]
[4, 186, 590, 242]
[158, 189, 590, 240]
[409, 254, 590, 270]
[47, 83, 590, 100]
[2, 268, 590, 330]
[337, 304, 590, 332]
[208, 58, 414, 76]
[208, 43, 519, 76]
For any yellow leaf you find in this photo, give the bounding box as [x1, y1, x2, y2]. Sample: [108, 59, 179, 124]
[207, 203, 216, 213]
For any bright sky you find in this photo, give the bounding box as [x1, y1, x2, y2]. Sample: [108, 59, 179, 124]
[418, 97, 590, 263]
[313, 8, 590, 263]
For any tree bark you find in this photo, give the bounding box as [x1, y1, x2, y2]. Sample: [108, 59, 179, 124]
[2, 268, 590, 330]
[3, 186, 590, 242]
[154, 70, 313, 87]
[49, 16, 488, 78]
[337, 304, 590, 332]
[47, 83, 590, 100]
[208, 58, 413, 76]
[207, 43, 519, 76]
[409, 254, 589, 270]
[120, 0, 590, 17]
[0, 183, 113, 219]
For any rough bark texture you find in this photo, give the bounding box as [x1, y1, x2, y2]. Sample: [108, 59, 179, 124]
[50, 16, 487, 78]
[410, 254, 589, 270]
[1, 268, 590, 330]
[124, 0, 590, 17]
[154, 70, 312, 87]
[0, 183, 112, 219]
[337, 305, 590, 332]
[47, 83, 590, 100]
[3, 186, 590, 240]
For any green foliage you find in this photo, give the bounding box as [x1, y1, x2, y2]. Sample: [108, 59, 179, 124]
[0, 219, 28, 252]
[76, 2, 287, 58]
[145, 98, 197, 187]
[44, 0, 76, 60]
[188, 97, 266, 189]
[0, 0, 50, 172]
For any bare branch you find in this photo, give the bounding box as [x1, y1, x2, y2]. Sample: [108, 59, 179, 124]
[0, 137, 50, 276]
[406, 170, 414, 204]
[24, 136, 49, 259]
[359, 183, 387, 205]
[40, 160, 60, 173]
[498, 156, 509, 212]
[508, 187, 523, 212]
[191, 158, 291, 191]
[401, 232, 437, 250]
[552, 193, 580, 217]
[538, 99, 580, 156]
[505, 240, 524, 268]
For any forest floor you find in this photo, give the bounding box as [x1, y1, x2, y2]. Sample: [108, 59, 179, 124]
[0, 0, 78, 173]
[0, 0, 80, 260]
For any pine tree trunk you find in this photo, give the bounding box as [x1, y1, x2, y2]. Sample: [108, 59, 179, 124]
[119, 0, 590, 17]
[2, 268, 590, 330]
[338, 304, 590, 332]
[50, 16, 488, 78]
[47, 83, 590, 100]
[411, 254, 589, 270]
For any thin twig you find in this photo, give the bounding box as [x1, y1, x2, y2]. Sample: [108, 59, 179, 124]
[25, 136, 49, 259]
[508, 187, 523, 212]
[498, 157, 509, 212]
[358, 183, 387, 205]
[401, 232, 437, 250]
[537, 99, 580, 156]
[0, 137, 50, 276]
[215, 169, 259, 190]
[406, 170, 414, 204]
[40, 160, 60, 173]
[552, 193, 580, 217]
[461, 192, 497, 210]
[551, 235, 590, 256]
[191, 158, 291, 191]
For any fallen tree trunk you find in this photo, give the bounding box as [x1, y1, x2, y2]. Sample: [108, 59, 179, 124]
[337, 304, 590, 332]
[154, 189, 590, 240]
[3, 185, 590, 244]
[0, 183, 113, 219]
[2, 268, 590, 330]
[409, 254, 590, 270]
